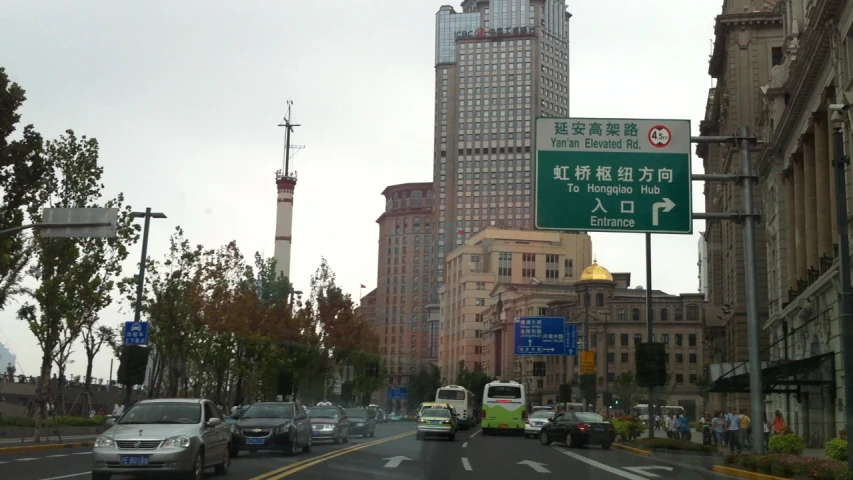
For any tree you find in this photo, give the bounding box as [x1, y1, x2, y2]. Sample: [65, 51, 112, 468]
[694, 366, 712, 412]
[18, 130, 129, 440]
[613, 371, 639, 409]
[407, 364, 441, 410]
[0, 67, 52, 310]
[454, 361, 490, 400]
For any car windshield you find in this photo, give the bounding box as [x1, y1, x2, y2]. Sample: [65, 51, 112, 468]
[242, 404, 295, 419]
[531, 411, 554, 419]
[423, 408, 451, 418]
[575, 412, 606, 422]
[308, 407, 339, 418]
[345, 409, 367, 419]
[229, 407, 248, 419]
[118, 402, 201, 425]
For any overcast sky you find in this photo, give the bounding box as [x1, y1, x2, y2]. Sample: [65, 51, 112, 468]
[0, 0, 721, 382]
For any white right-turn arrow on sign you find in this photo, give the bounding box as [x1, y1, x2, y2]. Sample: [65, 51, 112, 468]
[651, 197, 676, 226]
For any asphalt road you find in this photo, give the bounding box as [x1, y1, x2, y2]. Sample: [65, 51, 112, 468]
[0, 422, 727, 480]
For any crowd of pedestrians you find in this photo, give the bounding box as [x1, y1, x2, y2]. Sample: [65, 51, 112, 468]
[704, 408, 787, 454]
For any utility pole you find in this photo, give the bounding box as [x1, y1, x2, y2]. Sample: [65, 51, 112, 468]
[829, 106, 853, 470]
[645, 233, 655, 438]
[124, 208, 166, 408]
[278, 100, 303, 177]
[691, 128, 764, 453]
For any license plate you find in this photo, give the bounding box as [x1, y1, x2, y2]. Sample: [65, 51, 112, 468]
[499, 424, 509, 428]
[595, 428, 605, 432]
[429, 420, 440, 424]
[119, 455, 149, 465]
[246, 437, 265, 445]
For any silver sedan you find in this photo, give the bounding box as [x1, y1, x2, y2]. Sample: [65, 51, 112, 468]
[524, 410, 556, 438]
[92, 398, 231, 480]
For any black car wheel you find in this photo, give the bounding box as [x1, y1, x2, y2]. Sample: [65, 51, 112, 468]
[539, 431, 552, 445]
[302, 436, 312, 453]
[214, 445, 230, 475]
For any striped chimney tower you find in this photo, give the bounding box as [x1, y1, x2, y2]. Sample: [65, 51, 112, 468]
[274, 100, 303, 280]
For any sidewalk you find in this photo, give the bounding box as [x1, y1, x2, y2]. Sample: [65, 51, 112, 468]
[687, 428, 826, 459]
[0, 434, 97, 445]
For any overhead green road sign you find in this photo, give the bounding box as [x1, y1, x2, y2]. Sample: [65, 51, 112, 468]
[535, 117, 693, 234]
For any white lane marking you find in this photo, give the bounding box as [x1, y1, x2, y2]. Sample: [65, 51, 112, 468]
[462, 441, 468, 448]
[461, 457, 473, 471]
[70, 452, 92, 456]
[16, 458, 37, 461]
[553, 448, 648, 480]
[45, 455, 67, 458]
[37, 473, 89, 480]
[469, 429, 481, 438]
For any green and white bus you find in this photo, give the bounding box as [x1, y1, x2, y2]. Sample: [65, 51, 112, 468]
[481, 380, 526, 435]
[435, 385, 476, 429]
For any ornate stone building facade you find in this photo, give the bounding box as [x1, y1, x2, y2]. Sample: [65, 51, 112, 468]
[697, 0, 783, 409]
[751, 0, 851, 445]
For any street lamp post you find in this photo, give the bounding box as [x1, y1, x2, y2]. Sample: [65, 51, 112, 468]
[124, 208, 166, 407]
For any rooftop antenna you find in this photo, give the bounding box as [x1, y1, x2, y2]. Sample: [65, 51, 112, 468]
[278, 100, 305, 177]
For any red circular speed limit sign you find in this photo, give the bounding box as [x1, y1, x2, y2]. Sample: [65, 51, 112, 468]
[648, 125, 672, 148]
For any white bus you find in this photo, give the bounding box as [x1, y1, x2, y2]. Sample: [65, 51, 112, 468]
[435, 385, 476, 429]
[481, 380, 527, 435]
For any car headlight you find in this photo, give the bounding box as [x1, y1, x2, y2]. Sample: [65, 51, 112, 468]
[355, 422, 364, 427]
[275, 425, 290, 435]
[320, 424, 334, 431]
[162, 436, 191, 448]
[94, 436, 115, 448]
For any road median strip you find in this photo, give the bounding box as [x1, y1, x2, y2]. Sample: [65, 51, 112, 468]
[711, 465, 788, 480]
[0, 441, 95, 455]
[249, 430, 415, 480]
[612, 442, 652, 456]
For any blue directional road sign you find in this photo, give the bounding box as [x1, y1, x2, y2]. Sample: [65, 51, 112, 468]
[513, 316, 578, 356]
[123, 321, 149, 346]
[387, 386, 408, 400]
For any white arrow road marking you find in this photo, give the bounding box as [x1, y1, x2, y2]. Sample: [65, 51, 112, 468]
[382, 456, 412, 468]
[461, 457, 473, 471]
[651, 197, 676, 226]
[553, 448, 649, 480]
[624, 466, 674, 477]
[517, 460, 551, 473]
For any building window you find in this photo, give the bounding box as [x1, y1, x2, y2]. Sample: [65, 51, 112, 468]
[686, 304, 699, 321]
[675, 374, 684, 384]
[607, 352, 615, 363]
[620, 334, 629, 346]
[545, 254, 559, 279]
[675, 334, 683, 347]
[620, 352, 628, 363]
[584, 292, 591, 306]
[595, 293, 604, 307]
[522, 253, 535, 279]
[771, 47, 783, 66]
[661, 334, 669, 345]
[689, 353, 697, 364]
[631, 308, 640, 321]
[607, 333, 615, 346]
[498, 253, 512, 281]
[660, 308, 669, 321]
[675, 353, 684, 364]
[617, 309, 626, 321]
[674, 307, 683, 321]
[565, 259, 573, 276]
[633, 334, 642, 345]
[688, 334, 697, 347]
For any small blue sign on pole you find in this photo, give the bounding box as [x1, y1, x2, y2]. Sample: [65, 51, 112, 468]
[123, 321, 149, 346]
[387, 386, 408, 400]
[513, 316, 578, 356]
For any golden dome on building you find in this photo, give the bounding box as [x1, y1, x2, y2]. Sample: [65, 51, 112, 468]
[579, 260, 614, 282]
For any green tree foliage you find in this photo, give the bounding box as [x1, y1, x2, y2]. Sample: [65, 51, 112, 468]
[407, 364, 442, 408]
[18, 130, 136, 439]
[612, 371, 639, 408]
[0, 67, 51, 310]
[454, 361, 491, 401]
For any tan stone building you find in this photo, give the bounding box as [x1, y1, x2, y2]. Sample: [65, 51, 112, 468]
[373, 182, 437, 410]
[477, 262, 707, 417]
[697, 0, 782, 409]
[437, 227, 592, 382]
[743, 0, 853, 445]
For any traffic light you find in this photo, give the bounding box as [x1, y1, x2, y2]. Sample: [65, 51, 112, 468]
[602, 391, 613, 407]
[559, 383, 572, 403]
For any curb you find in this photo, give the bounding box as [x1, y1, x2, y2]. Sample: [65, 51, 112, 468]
[711, 465, 787, 480]
[612, 443, 652, 456]
[0, 441, 95, 455]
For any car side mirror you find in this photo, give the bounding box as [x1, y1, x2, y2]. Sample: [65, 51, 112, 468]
[105, 417, 116, 427]
[207, 418, 222, 427]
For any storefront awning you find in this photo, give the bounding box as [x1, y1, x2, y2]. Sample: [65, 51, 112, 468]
[707, 352, 835, 393]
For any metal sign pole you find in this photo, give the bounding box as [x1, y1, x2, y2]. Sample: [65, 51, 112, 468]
[646, 233, 655, 439]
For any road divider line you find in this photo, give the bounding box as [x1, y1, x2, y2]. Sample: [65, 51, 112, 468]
[469, 429, 481, 438]
[249, 430, 415, 480]
[462, 441, 468, 448]
[461, 457, 473, 471]
[553, 447, 647, 480]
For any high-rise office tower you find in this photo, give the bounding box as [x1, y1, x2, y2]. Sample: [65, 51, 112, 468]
[432, 0, 571, 289]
